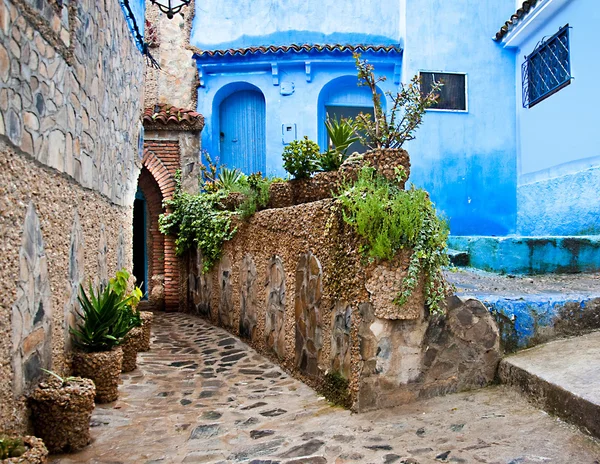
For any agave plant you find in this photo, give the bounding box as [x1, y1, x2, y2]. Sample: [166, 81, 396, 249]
[320, 116, 360, 171]
[216, 166, 244, 191]
[70, 284, 133, 352]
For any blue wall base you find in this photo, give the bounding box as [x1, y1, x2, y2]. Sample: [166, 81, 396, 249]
[448, 235, 600, 275]
[462, 294, 600, 352]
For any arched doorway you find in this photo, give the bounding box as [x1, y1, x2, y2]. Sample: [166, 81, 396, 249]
[134, 166, 165, 306]
[317, 76, 382, 154]
[219, 89, 266, 174]
[132, 188, 148, 296]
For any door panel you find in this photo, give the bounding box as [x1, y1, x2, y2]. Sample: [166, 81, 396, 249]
[219, 90, 266, 175]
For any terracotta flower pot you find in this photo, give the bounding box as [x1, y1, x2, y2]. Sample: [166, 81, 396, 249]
[28, 377, 95, 454]
[121, 327, 144, 372]
[0, 436, 48, 463]
[138, 311, 154, 352]
[72, 347, 123, 403]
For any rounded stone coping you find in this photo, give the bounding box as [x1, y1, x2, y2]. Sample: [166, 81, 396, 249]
[29, 376, 95, 408]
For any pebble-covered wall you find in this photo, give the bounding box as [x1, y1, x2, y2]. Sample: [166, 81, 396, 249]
[183, 197, 502, 412]
[0, 0, 145, 434]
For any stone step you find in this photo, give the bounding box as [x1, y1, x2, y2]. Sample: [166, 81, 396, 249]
[498, 330, 600, 438]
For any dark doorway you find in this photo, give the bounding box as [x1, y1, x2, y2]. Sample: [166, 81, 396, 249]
[132, 188, 147, 296]
[325, 105, 374, 154]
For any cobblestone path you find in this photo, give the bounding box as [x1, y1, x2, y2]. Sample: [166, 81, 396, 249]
[53, 312, 600, 464]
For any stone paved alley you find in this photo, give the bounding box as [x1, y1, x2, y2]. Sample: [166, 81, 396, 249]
[52, 313, 600, 464]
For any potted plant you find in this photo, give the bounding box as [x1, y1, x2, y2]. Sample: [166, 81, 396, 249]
[0, 436, 48, 463]
[28, 370, 95, 454]
[351, 53, 442, 185]
[138, 310, 154, 352]
[108, 270, 144, 372]
[70, 283, 132, 403]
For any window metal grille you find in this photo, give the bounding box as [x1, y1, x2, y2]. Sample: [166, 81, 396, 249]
[522, 25, 571, 108]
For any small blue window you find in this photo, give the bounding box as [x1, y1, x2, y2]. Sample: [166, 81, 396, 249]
[522, 25, 572, 108]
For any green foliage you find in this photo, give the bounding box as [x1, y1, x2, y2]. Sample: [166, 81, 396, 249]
[0, 436, 26, 459]
[109, 269, 143, 329]
[354, 53, 443, 149]
[232, 172, 273, 220]
[335, 166, 449, 314]
[70, 284, 133, 352]
[282, 136, 321, 179]
[159, 172, 236, 272]
[320, 371, 352, 408]
[199, 149, 219, 192]
[320, 116, 360, 171]
[216, 166, 244, 191]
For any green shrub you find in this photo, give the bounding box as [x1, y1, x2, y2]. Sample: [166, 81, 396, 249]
[109, 269, 143, 329]
[282, 136, 321, 179]
[70, 284, 133, 352]
[159, 172, 236, 272]
[233, 172, 273, 220]
[0, 436, 26, 459]
[336, 166, 449, 314]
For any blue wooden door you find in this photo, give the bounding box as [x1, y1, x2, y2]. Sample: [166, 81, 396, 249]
[219, 90, 266, 175]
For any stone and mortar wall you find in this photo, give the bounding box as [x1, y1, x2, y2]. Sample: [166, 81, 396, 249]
[0, 0, 144, 434]
[183, 199, 502, 412]
[144, 0, 197, 110]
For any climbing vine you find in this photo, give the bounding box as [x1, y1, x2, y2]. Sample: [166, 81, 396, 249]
[159, 172, 236, 273]
[335, 166, 449, 314]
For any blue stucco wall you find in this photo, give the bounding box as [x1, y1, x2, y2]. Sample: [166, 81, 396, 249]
[401, 0, 518, 236]
[195, 51, 400, 177]
[190, 0, 400, 49]
[448, 235, 600, 275]
[511, 0, 600, 235]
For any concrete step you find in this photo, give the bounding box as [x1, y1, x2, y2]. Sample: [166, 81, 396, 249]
[498, 331, 600, 438]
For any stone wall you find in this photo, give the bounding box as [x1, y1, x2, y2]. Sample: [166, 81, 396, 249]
[144, 0, 197, 110]
[182, 199, 502, 411]
[0, 0, 144, 434]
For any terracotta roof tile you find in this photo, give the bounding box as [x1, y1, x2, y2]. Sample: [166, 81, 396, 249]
[494, 0, 539, 41]
[192, 43, 402, 59]
[143, 104, 205, 131]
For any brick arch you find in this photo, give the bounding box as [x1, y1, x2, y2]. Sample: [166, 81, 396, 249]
[138, 147, 179, 311]
[142, 148, 177, 200]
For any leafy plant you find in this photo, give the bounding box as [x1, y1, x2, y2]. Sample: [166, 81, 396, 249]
[216, 166, 244, 191]
[199, 149, 219, 192]
[320, 116, 360, 171]
[70, 284, 133, 352]
[109, 269, 144, 329]
[282, 136, 321, 179]
[335, 166, 449, 314]
[40, 368, 79, 387]
[159, 171, 236, 272]
[354, 53, 442, 149]
[0, 436, 26, 460]
[234, 172, 273, 220]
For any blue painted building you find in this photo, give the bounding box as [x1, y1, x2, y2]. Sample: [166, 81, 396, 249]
[190, 0, 600, 271]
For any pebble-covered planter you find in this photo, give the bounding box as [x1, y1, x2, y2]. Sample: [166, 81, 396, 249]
[72, 347, 123, 403]
[28, 377, 95, 454]
[121, 327, 144, 372]
[0, 436, 48, 463]
[139, 311, 154, 352]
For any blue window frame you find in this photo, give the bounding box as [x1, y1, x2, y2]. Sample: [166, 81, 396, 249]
[522, 25, 572, 108]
